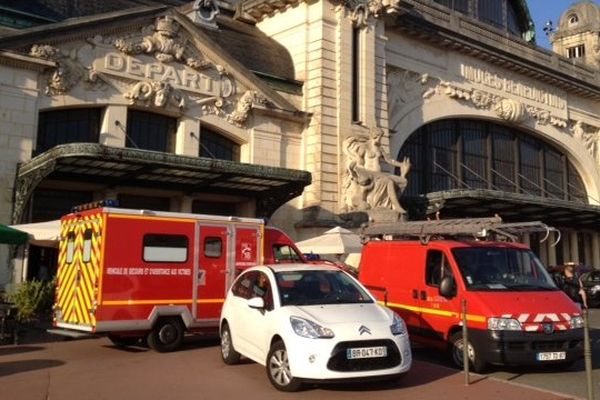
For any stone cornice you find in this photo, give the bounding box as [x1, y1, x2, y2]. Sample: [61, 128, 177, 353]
[0, 50, 55, 71]
[391, 0, 600, 101]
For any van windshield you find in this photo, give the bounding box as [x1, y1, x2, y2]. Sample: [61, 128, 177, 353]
[451, 247, 558, 291]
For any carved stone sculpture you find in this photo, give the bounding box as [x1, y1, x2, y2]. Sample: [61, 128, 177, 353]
[227, 90, 269, 127]
[124, 80, 185, 110]
[342, 127, 411, 213]
[115, 16, 211, 70]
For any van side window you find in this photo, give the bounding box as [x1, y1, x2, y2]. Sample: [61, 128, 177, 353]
[143, 234, 188, 263]
[204, 237, 222, 258]
[426, 250, 452, 287]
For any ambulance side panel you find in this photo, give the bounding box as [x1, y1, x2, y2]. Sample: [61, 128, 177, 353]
[95, 214, 196, 331]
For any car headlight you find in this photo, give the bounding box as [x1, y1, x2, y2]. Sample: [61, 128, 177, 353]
[390, 313, 407, 336]
[570, 316, 584, 329]
[487, 317, 522, 331]
[290, 316, 334, 339]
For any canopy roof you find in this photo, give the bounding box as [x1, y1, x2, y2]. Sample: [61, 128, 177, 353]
[10, 220, 61, 247]
[0, 223, 28, 245]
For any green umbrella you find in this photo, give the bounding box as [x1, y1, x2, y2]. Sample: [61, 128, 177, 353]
[0, 223, 28, 245]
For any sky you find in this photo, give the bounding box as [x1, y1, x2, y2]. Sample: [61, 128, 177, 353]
[528, 0, 600, 49]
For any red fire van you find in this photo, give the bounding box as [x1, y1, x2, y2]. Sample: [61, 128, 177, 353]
[358, 217, 584, 371]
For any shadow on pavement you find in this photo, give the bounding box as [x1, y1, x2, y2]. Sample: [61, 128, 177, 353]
[0, 359, 65, 377]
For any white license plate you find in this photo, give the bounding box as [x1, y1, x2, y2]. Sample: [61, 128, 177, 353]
[536, 352, 566, 361]
[346, 346, 387, 359]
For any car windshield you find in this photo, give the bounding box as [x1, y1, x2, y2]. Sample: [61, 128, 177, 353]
[275, 269, 374, 306]
[451, 247, 558, 291]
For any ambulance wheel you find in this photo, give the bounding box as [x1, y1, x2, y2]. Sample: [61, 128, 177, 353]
[220, 323, 241, 365]
[108, 334, 139, 347]
[449, 331, 487, 373]
[266, 341, 302, 392]
[147, 318, 184, 352]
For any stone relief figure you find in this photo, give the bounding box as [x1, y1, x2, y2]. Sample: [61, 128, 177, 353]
[342, 127, 411, 212]
[125, 80, 185, 110]
[571, 120, 598, 161]
[115, 16, 211, 70]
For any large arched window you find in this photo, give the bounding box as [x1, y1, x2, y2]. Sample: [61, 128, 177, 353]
[398, 119, 588, 204]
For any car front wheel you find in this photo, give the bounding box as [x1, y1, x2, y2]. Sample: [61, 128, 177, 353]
[220, 323, 241, 365]
[266, 341, 302, 392]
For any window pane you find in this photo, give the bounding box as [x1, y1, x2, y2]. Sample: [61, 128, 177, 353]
[66, 233, 75, 264]
[398, 133, 423, 196]
[127, 110, 176, 152]
[428, 121, 458, 191]
[567, 161, 587, 203]
[507, 0, 522, 35]
[37, 108, 101, 153]
[478, 0, 503, 28]
[204, 237, 223, 258]
[200, 127, 240, 161]
[461, 121, 487, 189]
[491, 127, 516, 192]
[519, 138, 541, 196]
[544, 148, 564, 199]
[143, 234, 188, 262]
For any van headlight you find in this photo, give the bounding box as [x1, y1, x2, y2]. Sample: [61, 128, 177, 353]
[390, 313, 407, 335]
[570, 316, 584, 329]
[487, 317, 522, 331]
[290, 316, 334, 339]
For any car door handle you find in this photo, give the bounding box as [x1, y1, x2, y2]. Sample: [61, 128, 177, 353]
[412, 289, 418, 299]
[420, 290, 427, 300]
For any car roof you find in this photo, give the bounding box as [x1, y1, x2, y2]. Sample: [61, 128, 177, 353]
[249, 263, 341, 274]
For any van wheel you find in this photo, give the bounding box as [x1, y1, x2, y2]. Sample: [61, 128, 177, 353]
[220, 323, 241, 365]
[147, 318, 184, 352]
[266, 341, 302, 392]
[449, 331, 486, 373]
[108, 334, 140, 347]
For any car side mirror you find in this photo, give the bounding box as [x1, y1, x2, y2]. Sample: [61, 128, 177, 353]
[247, 297, 265, 309]
[439, 276, 457, 298]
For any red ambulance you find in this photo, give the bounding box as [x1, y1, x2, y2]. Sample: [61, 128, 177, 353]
[358, 217, 584, 372]
[52, 201, 305, 352]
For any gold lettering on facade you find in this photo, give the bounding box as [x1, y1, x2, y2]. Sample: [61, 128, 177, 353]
[105, 53, 125, 71]
[126, 57, 145, 77]
[460, 65, 567, 110]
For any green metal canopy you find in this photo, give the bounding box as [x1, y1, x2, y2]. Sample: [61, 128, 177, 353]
[0, 223, 28, 245]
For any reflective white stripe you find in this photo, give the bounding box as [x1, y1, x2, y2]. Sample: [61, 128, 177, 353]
[561, 313, 571, 321]
[525, 325, 539, 331]
[517, 314, 530, 323]
[533, 314, 545, 322]
[502, 313, 512, 318]
[546, 313, 559, 322]
[555, 324, 567, 330]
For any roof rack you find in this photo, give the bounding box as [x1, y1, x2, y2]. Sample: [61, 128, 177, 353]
[361, 216, 561, 245]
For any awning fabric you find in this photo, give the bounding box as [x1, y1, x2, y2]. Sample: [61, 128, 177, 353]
[11, 220, 61, 247]
[0, 223, 28, 245]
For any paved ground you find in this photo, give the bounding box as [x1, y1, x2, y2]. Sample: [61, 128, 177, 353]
[0, 333, 580, 400]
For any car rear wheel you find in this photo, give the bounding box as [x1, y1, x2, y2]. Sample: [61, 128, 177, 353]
[449, 331, 487, 373]
[266, 341, 302, 392]
[220, 323, 241, 365]
[147, 317, 184, 353]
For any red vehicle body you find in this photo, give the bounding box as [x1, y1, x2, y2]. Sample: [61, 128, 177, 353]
[358, 239, 584, 371]
[53, 205, 304, 351]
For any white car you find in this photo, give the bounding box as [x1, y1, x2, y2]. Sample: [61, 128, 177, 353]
[219, 264, 412, 391]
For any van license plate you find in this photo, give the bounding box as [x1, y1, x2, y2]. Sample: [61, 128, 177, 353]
[346, 346, 387, 359]
[536, 352, 566, 361]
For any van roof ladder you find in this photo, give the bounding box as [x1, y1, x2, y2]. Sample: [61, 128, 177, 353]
[361, 216, 561, 246]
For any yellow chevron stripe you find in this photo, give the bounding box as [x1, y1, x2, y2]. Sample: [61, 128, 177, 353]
[383, 301, 487, 323]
